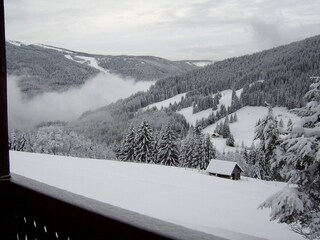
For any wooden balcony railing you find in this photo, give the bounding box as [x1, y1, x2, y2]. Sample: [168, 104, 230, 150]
[0, 174, 225, 240]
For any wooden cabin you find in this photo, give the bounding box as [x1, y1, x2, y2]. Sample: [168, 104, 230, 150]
[211, 133, 220, 138]
[206, 159, 244, 180]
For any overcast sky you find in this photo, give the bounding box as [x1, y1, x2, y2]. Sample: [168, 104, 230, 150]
[4, 0, 320, 60]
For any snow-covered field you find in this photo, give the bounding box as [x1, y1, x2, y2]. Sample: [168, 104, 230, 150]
[178, 89, 243, 126]
[143, 88, 300, 153]
[10, 151, 303, 240]
[203, 106, 301, 152]
[187, 61, 213, 67]
[144, 93, 187, 110]
[66, 55, 109, 74]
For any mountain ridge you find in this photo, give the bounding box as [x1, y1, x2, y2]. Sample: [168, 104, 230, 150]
[68, 34, 320, 145]
[7, 40, 209, 97]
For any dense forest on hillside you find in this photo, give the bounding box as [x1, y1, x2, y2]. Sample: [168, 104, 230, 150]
[6, 42, 200, 97]
[126, 35, 320, 112]
[6, 43, 99, 97]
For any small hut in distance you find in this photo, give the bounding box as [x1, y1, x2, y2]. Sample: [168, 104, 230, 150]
[206, 159, 243, 180]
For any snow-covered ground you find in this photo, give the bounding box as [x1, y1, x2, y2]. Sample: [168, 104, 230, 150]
[203, 106, 301, 153]
[73, 56, 109, 73]
[187, 61, 213, 67]
[144, 93, 187, 110]
[10, 151, 303, 240]
[160, 87, 300, 153]
[178, 89, 242, 126]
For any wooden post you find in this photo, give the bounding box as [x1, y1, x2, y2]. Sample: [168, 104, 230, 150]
[0, 0, 10, 180]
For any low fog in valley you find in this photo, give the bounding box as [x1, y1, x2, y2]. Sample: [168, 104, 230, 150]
[7, 74, 154, 129]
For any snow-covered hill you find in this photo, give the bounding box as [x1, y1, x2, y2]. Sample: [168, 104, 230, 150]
[178, 89, 243, 126]
[6, 41, 205, 97]
[144, 88, 301, 153]
[167, 88, 299, 153]
[203, 106, 301, 153]
[10, 151, 303, 240]
[144, 93, 187, 110]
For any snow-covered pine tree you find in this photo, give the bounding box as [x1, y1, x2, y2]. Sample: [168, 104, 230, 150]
[179, 129, 195, 167]
[118, 125, 136, 162]
[260, 77, 320, 239]
[190, 131, 203, 169]
[214, 121, 223, 135]
[202, 134, 215, 169]
[233, 113, 238, 122]
[226, 134, 235, 147]
[134, 121, 155, 163]
[279, 119, 284, 128]
[222, 116, 231, 138]
[219, 104, 228, 117]
[153, 130, 162, 164]
[229, 114, 234, 123]
[193, 123, 202, 136]
[157, 125, 180, 166]
[229, 89, 241, 113]
[253, 106, 281, 180]
[287, 118, 293, 132]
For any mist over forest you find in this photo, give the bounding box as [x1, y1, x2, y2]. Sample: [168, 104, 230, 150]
[7, 74, 154, 129]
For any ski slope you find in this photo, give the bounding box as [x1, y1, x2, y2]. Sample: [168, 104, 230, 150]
[10, 151, 303, 240]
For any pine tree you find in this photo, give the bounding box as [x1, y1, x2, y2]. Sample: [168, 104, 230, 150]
[254, 106, 281, 180]
[153, 130, 162, 164]
[202, 134, 215, 169]
[222, 117, 231, 138]
[134, 121, 155, 163]
[279, 119, 284, 128]
[230, 89, 241, 113]
[191, 134, 202, 169]
[219, 104, 228, 117]
[226, 134, 235, 147]
[118, 125, 136, 162]
[233, 113, 238, 122]
[287, 118, 293, 132]
[179, 130, 195, 167]
[157, 125, 180, 166]
[214, 121, 223, 135]
[229, 114, 234, 123]
[260, 78, 320, 239]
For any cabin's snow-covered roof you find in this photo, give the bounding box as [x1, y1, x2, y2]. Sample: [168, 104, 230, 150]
[206, 159, 243, 176]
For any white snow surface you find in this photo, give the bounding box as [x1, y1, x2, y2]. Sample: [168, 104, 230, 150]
[7, 40, 22, 46]
[178, 89, 243, 126]
[64, 54, 73, 60]
[144, 93, 187, 110]
[74, 56, 109, 73]
[206, 159, 243, 175]
[189, 61, 213, 67]
[10, 151, 303, 240]
[35, 44, 73, 53]
[203, 106, 301, 152]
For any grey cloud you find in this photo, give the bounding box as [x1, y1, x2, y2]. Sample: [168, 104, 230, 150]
[4, 0, 320, 61]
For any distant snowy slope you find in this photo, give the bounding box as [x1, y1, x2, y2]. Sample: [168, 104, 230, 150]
[178, 89, 242, 126]
[10, 151, 303, 240]
[73, 55, 109, 73]
[144, 93, 187, 110]
[203, 106, 301, 152]
[6, 41, 202, 97]
[184, 60, 214, 67]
